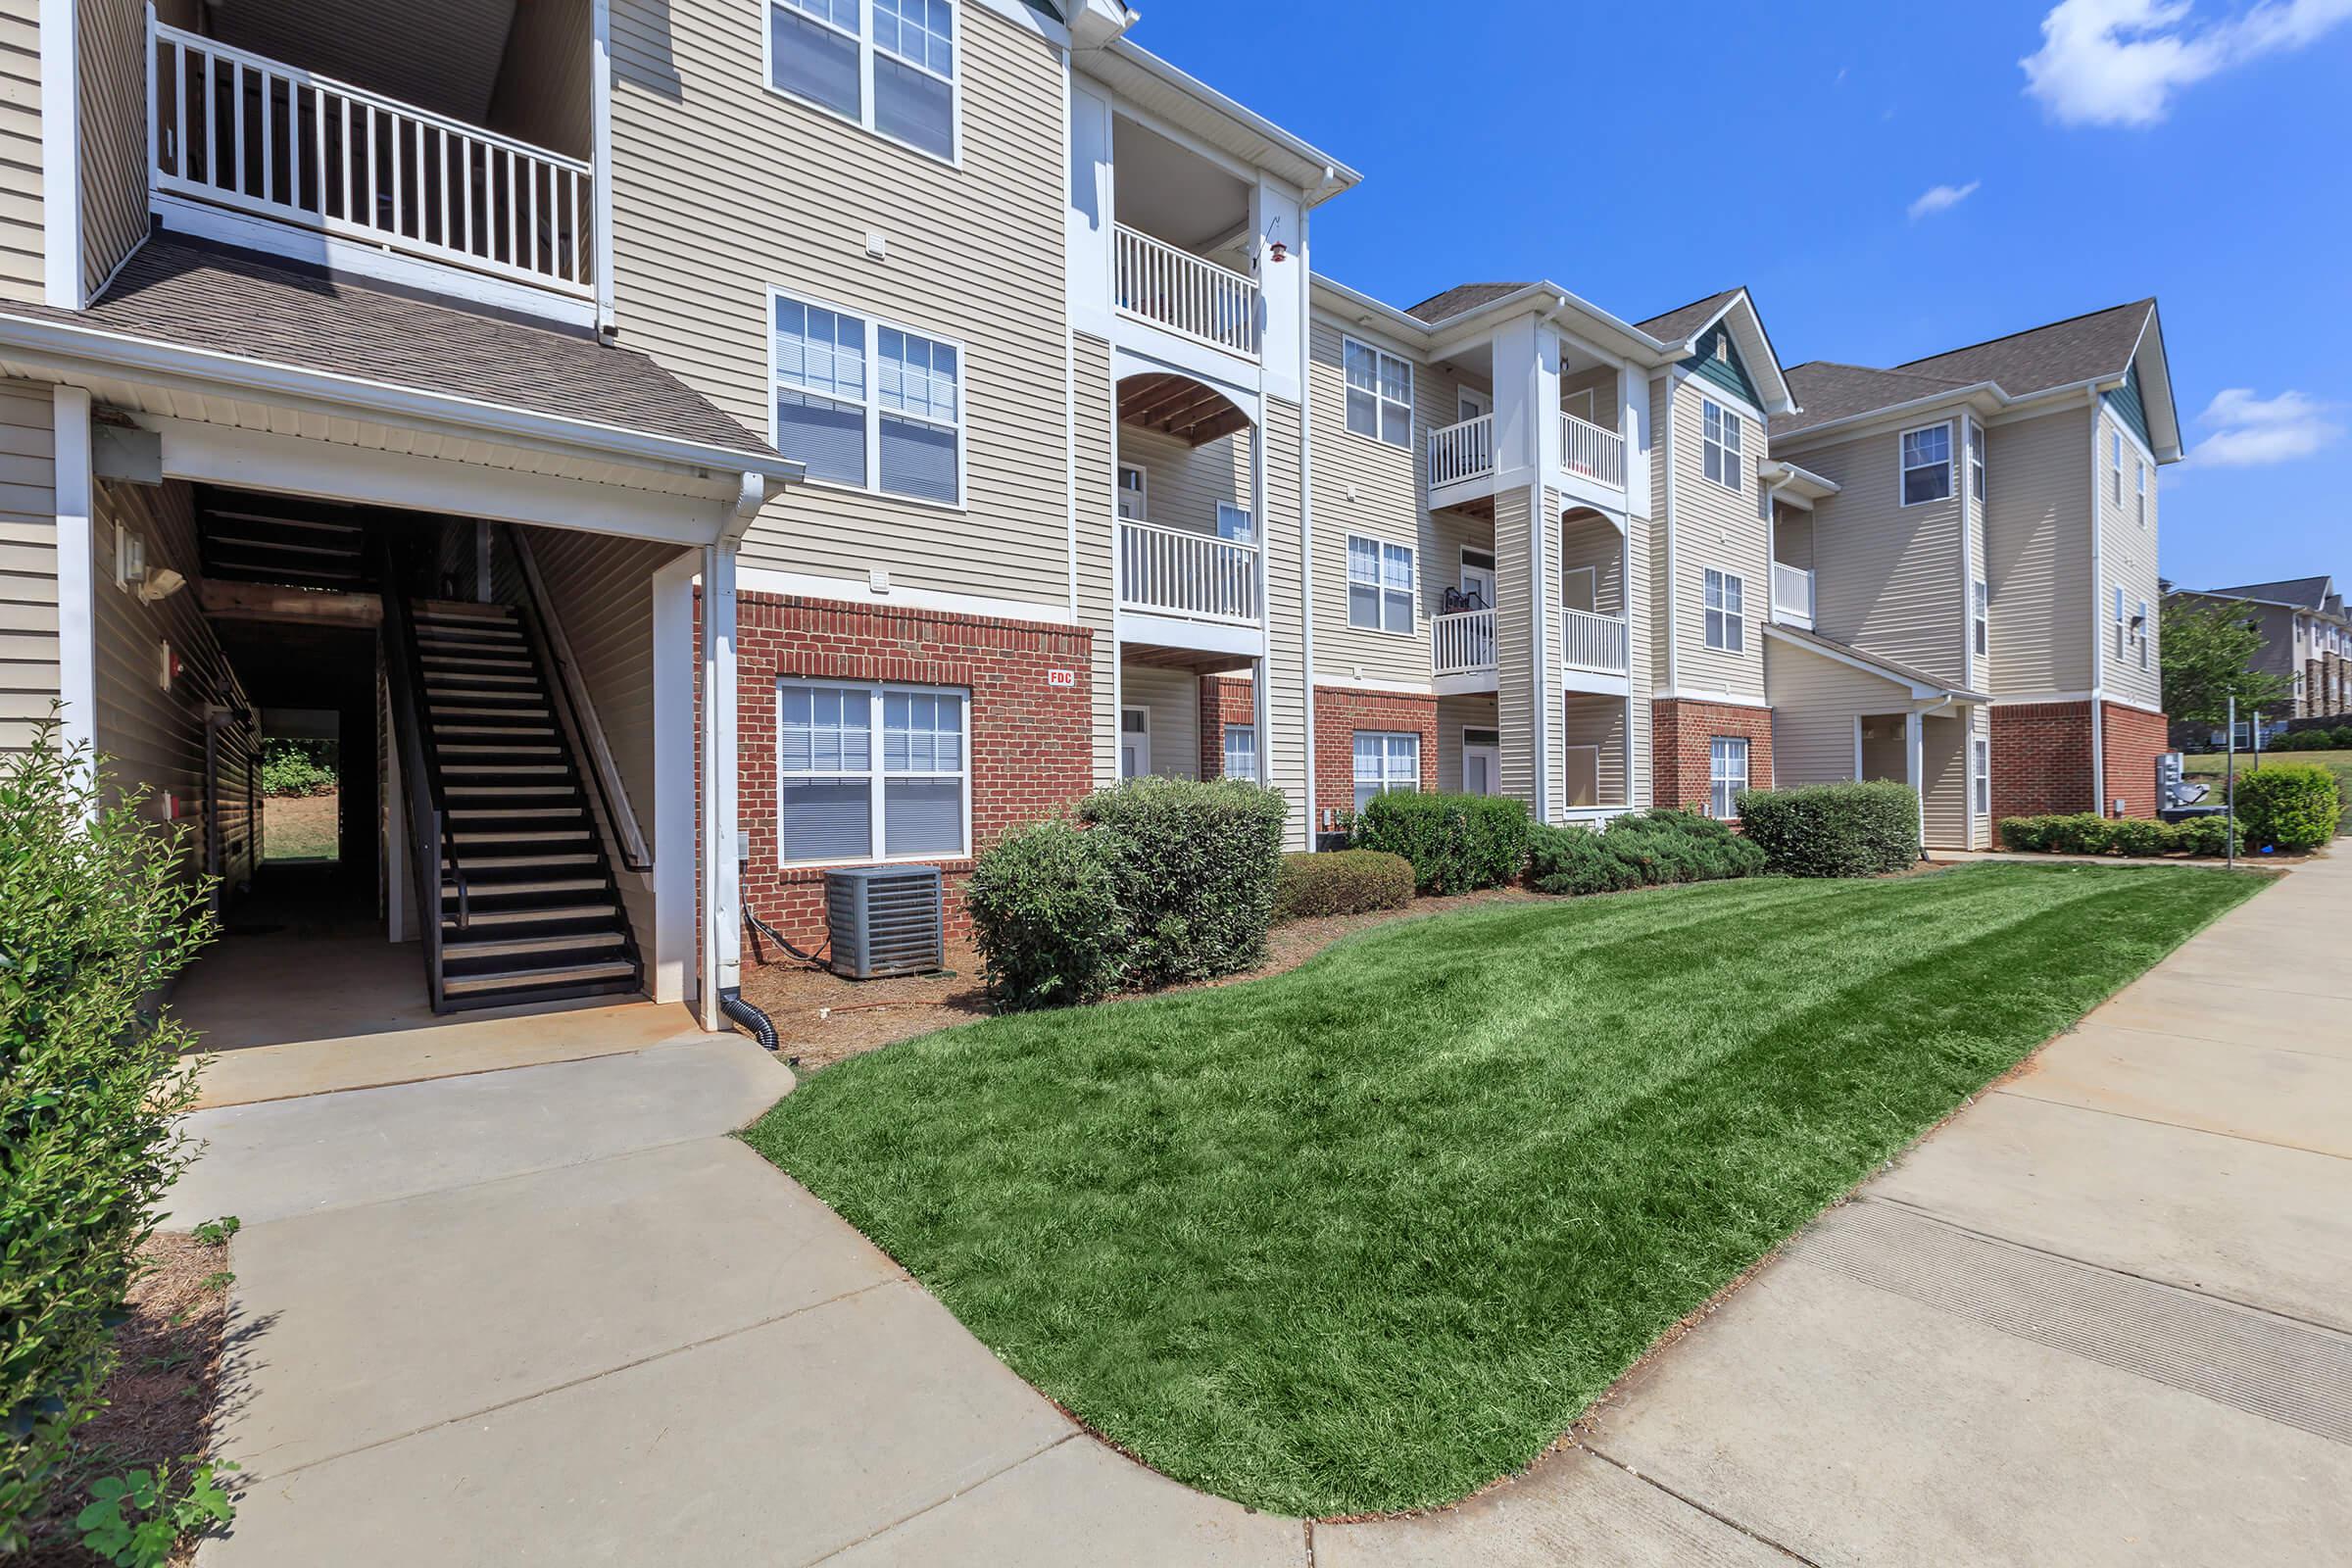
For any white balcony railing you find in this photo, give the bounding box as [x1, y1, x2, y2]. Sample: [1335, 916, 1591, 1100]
[1431, 609, 1496, 676]
[1112, 224, 1257, 360]
[1773, 563, 1815, 623]
[1427, 414, 1495, 490]
[1560, 411, 1627, 489]
[148, 20, 595, 298]
[1118, 520, 1258, 625]
[1562, 607, 1629, 674]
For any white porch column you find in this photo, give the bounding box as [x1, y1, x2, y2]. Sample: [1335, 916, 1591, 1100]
[651, 552, 700, 1006]
[1906, 709, 1926, 848]
[53, 386, 95, 760]
[699, 542, 742, 1030]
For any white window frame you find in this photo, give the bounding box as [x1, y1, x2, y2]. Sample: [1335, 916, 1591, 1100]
[1347, 533, 1416, 635]
[1971, 735, 1990, 820]
[1564, 386, 1596, 423]
[774, 677, 972, 867]
[1562, 564, 1597, 614]
[2111, 430, 2125, 506]
[1703, 566, 1745, 654]
[769, 286, 967, 510]
[1461, 726, 1501, 797]
[1343, 336, 1413, 449]
[1899, 420, 1954, 507]
[1707, 735, 1748, 820]
[1352, 730, 1421, 812]
[762, 0, 962, 167]
[2137, 598, 2151, 669]
[2113, 584, 2128, 659]
[1972, 579, 1989, 658]
[1115, 463, 1148, 520]
[1216, 502, 1254, 545]
[1701, 397, 1743, 491]
[1119, 705, 1151, 778]
[2135, 459, 2147, 528]
[1222, 722, 1258, 782]
[1967, 419, 1986, 502]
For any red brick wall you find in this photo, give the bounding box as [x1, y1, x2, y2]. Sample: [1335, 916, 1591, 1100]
[2100, 701, 2170, 820]
[1312, 686, 1438, 819]
[1650, 700, 1774, 815]
[731, 593, 1095, 955]
[1989, 701, 2094, 821]
[1198, 676, 1255, 778]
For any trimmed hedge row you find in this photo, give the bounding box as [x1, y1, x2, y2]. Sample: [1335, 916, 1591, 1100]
[1273, 850, 1414, 922]
[2232, 762, 2343, 852]
[1526, 809, 1765, 896]
[1999, 812, 2241, 858]
[2265, 727, 2352, 752]
[1351, 792, 1531, 895]
[1734, 781, 1920, 877]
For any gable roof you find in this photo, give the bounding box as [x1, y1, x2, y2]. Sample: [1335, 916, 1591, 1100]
[1892, 300, 2154, 401]
[1764, 622, 1986, 702]
[1635, 288, 1744, 343]
[2195, 575, 2336, 610]
[1402, 282, 1532, 324]
[1773, 363, 1972, 439]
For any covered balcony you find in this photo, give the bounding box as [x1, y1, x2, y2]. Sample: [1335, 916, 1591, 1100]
[1772, 561, 1816, 630]
[143, 1, 596, 321]
[1560, 505, 1630, 696]
[1109, 118, 1260, 364]
[1114, 371, 1262, 661]
[1423, 382, 1627, 514]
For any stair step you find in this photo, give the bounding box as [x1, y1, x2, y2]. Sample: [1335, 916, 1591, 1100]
[424, 668, 539, 687]
[431, 706, 553, 721]
[416, 628, 524, 649]
[444, 875, 607, 899]
[443, 931, 629, 961]
[450, 828, 593, 845]
[415, 601, 516, 621]
[446, 786, 582, 801]
[442, 763, 572, 777]
[452, 852, 602, 870]
[427, 685, 545, 703]
[445, 905, 620, 931]
[443, 958, 637, 997]
[432, 726, 558, 742]
[449, 805, 584, 820]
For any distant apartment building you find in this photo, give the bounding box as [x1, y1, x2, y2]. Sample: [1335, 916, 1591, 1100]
[2170, 575, 2351, 721]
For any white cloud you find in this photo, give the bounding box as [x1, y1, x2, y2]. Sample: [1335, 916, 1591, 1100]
[2187, 387, 2343, 466]
[1907, 180, 1982, 220]
[2022, 0, 2352, 126]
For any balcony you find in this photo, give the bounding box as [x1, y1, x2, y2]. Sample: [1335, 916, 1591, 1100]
[1426, 410, 1628, 512]
[1773, 563, 1815, 629]
[1118, 519, 1259, 628]
[148, 21, 594, 308]
[1432, 608, 1496, 689]
[1428, 414, 1494, 490]
[1112, 223, 1258, 362]
[1562, 607, 1629, 688]
[1560, 412, 1626, 489]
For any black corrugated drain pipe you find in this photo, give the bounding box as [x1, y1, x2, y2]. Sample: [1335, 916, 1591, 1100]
[718, 986, 778, 1053]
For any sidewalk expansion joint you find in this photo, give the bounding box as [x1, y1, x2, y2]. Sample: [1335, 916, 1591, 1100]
[796, 1432, 1082, 1567]
[1576, 1442, 1821, 1564]
[1990, 1084, 2351, 1162]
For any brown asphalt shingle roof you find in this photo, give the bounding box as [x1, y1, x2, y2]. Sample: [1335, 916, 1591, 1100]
[1769, 622, 1986, 700]
[6, 238, 778, 459]
[2194, 575, 2336, 609]
[1632, 288, 1743, 344]
[1401, 282, 1530, 323]
[1893, 300, 2152, 399]
[1772, 362, 1972, 439]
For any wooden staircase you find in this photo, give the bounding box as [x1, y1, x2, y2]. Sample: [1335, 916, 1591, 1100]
[410, 599, 643, 1009]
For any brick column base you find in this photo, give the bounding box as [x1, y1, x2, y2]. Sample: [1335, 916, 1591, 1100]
[2099, 701, 2170, 819]
[1312, 686, 1439, 821]
[1988, 701, 2094, 822]
[1650, 699, 1774, 815]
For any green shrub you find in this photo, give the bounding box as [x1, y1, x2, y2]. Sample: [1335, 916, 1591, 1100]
[2233, 762, 2343, 852]
[1, 723, 215, 1552]
[1997, 811, 2243, 858]
[964, 819, 1127, 1011]
[1526, 823, 1642, 896]
[1526, 810, 1765, 896]
[256, 738, 336, 798]
[1352, 792, 1531, 895]
[1735, 781, 1920, 877]
[1075, 777, 1288, 988]
[2335, 727, 2352, 750]
[1272, 850, 1414, 922]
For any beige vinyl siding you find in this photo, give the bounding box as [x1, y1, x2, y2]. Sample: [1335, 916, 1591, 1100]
[1307, 317, 1432, 684]
[92, 478, 259, 885]
[1559, 509, 1623, 612]
[1118, 663, 1198, 781]
[0, 384, 55, 749]
[77, 0, 146, 296]
[1539, 486, 1564, 819]
[1922, 709, 1968, 849]
[1261, 394, 1307, 847]
[1667, 379, 1766, 701]
[2096, 413, 2163, 710]
[1493, 484, 1534, 802]
[1559, 692, 1625, 807]
[1966, 703, 1990, 849]
[1773, 504, 1812, 571]
[1783, 418, 1965, 688]
[1983, 406, 2092, 696]
[519, 524, 685, 956]
[1624, 504, 1651, 806]
[1764, 633, 1907, 785]
[610, 0, 1068, 610]
[1074, 333, 1115, 784]
[0, 0, 41, 303]
[1433, 692, 1495, 793]
[1559, 365, 1619, 431]
[483, 0, 593, 159]
[1116, 424, 1248, 541]
[1427, 505, 1490, 614]
[1645, 376, 1669, 691]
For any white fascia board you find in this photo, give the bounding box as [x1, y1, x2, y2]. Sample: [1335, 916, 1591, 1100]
[1425, 286, 1674, 367]
[737, 565, 1077, 626]
[969, 0, 1072, 48]
[2121, 304, 2183, 463]
[1777, 385, 2010, 451]
[1759, 459, 1840, 501]
[1678, 291, 1795, 416]
[0, 309, 805, 491]
[1085, 38, 1360, 204]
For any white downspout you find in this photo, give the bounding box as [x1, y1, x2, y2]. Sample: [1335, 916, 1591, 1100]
[2086, 388, 2107, 814]
[1298, 226, 1318, 844]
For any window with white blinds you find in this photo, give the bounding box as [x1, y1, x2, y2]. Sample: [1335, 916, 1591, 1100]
[778, 680, 968, 864]
[773, 292, 963, 505]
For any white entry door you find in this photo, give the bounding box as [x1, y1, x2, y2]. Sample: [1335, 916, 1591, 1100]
[1459, 551, 1496, 612]
[1463, 727, 1500, 796]
[1458, 388, 1493, 423]
[1119, 707, 1151, 778]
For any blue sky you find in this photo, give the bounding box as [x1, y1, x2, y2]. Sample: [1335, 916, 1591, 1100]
[1125, 0, 2352, 593]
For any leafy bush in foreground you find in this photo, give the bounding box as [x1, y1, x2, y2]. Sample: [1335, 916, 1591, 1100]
[1999, 812, 2241, 858]
[1352, 792, 1531, 895]
[1075, 777, 1289, 988]
[964, 819, 1126, 1011]
[1526, 809, 1765, 896]
[1735, 781, 1920, 877]
[2231, 762, 2343, 852]
[1272, 850, 1414, 922]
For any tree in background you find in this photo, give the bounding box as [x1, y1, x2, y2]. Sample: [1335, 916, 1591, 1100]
[2161, 597, 2292, 725]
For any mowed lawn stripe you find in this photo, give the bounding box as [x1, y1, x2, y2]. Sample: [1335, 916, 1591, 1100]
[745, 862, 2262, 1515]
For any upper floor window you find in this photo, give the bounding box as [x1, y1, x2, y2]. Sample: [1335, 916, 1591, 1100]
[1344, 339, 1412, 448]
[1116, 465, 1148, 520]
[2113, 585, 2128, 659]
[773, 292, 963, 506]
[1216, 503, 1254, 546]
[768, 0, 956, 162]
[2111, 430, 2125, 506]
[1900, 423, 1952, 506]
[1973, 579, 1989, 658]
[1704, 567, 1745, 654]
[2138, 598, 2151, 669]
[1348, 535, 1415, 633]
[2135, 460, 2148, 528]
[1967, 420, 1986, 501]
[1701, 398, 1742, 490]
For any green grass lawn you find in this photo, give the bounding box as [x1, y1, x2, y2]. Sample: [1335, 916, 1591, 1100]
[2185, 752, 2352, 834]
[744, 863, 2262, 1517]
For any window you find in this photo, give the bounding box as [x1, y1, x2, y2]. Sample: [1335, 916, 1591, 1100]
[1701, 398, 1742, 489]
[1707, 736, 1748, 820]
[1216, 502, 1254, 545]
[2135, 460, 2147, 528]
[1222, 723, 1258, 782]
[1967, 420, 1986, 501]
[768, 0, 956, 162]
[2113, 585, 2127, 659]
[776, 680, 968, 864]
[1344, 338, 1412, 447]
[1348, 535, 1415, 633]
[1352, 731, 1420, 812]
[2138, 599, 2151, 669]
[1703, 567, 1745, 654]
[1900, 422, 1952, 506]
[2111, 431, 2125, 506]
[1972, 579, 1989, 658]
[773, 292, 962, 504]
[1115, 464, 1147, 520]
[1972, 737, 1990, 819]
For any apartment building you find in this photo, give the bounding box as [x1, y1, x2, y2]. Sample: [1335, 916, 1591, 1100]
[2170, 575, 2351, 720]
[0, 0, 2181, 1042]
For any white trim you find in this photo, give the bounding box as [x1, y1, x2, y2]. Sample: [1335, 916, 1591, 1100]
[1311, 671, 1433, 697]
[1897, 418, 1956, 508]
[591, 0, 618, 334]
[1705, 733, 1749, 820]
[39, 0, 81, 309]
[737, 564, 1073, 625]
[1852, 714, 1865, 780]
[1657, 370, 1679, 693]
[53, 388, 95, 759]
[1115, 462, 1148, 520]
[1118, 702, 1151, 778]
[2087, 397, 2108, 814]
[1697, 395, 1744, 494]
[1114, 610, 1264, 660]
[699, 544, 741, 1027]
[774, 676, 975, 867]
[761, 0, 964, 169]
[1905, 710, 1925, 844]
[767, 282, 969, 511]
[1344, 530, 1417, 636]
[651, 553, 699, 1006]
[1340, 334, 1413, 450]
[1655, 688, 1773, 710]
[1959, 414, 1978, 692]
[1702, 564, 1746, 654]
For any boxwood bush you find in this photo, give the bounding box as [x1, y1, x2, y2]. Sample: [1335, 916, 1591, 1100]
[1734, 781, 1920, 877]
[1272, 850, 1414, 922]
[1999, 811, 2241, 858]
[1074, 777, 1289, 988]
[2, 724, 214, 1551]
[1352, 792, 1531, 895]
[965, 818, 1128, 1011]
[1526, 809, 1766, 896]
[2232, 762, 2343, 852]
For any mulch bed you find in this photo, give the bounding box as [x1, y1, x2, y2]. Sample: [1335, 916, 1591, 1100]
[736, 887, 1548, 1073]
[19, 1235, 233, 1568]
